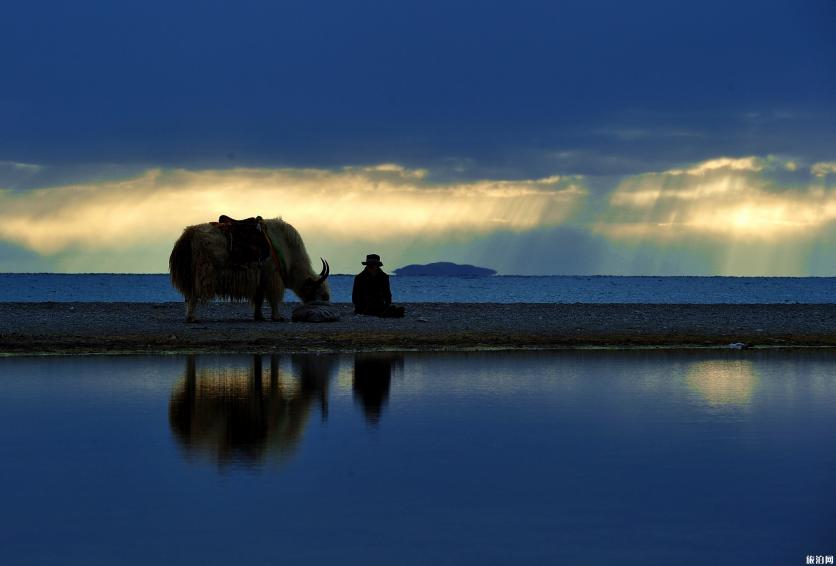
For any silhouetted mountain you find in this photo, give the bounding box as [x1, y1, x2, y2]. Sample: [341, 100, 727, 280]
[392, 262, 497, 276]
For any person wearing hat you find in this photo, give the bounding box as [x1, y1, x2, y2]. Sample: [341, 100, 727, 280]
[352, 254, 405, 318]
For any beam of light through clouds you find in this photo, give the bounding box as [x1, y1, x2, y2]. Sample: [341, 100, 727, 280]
[1, 157, 835, 275]
[599, 157, 830, 240]
[0, 165, 585, 273]
[595, 157, 836, 275]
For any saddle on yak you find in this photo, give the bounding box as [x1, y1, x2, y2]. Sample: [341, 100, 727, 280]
[213, 215, 271, 267]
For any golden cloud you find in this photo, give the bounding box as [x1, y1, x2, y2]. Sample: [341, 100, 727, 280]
[597, 156, 836, 241]
[811, 161, 836, 178]
[0, 166, 585, 255]
[666, 156, 766, 176]
[5, 156, 836, 274]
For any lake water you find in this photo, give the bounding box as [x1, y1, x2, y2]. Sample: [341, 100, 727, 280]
[0, 351, 833, 565]
[2, 273, 836, 303]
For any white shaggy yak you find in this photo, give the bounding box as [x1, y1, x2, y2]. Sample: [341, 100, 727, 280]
[169, 217, 330, 322]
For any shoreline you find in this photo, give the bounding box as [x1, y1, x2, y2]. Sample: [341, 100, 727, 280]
[2, 302, 836, 354]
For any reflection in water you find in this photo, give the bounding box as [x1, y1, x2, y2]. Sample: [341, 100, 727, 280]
[685, 359, 758, 407]
[168, 354, 336, 466]
[3, 351, 836, 564]
[353, 353, 404, 425]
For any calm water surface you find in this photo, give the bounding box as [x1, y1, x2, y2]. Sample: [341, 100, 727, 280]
[4, 273, 836, 303]
[0, 351, 834, 565]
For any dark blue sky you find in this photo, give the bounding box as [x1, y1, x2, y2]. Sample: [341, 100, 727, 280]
[2, 0, 834, 179]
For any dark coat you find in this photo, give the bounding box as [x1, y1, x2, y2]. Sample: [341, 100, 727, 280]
[352, 269, 392, 314]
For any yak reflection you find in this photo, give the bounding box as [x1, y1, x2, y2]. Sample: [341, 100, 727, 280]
[168, 354, 336, 467]
[353, 353, 403, 425]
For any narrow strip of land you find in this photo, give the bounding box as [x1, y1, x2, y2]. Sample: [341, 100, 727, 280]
[1, 302, 834, 354]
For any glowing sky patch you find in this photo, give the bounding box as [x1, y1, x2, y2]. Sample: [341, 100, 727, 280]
[0, 165, 585, 272]
[598, 157, 836, 241]
[2, 155, 836, 275]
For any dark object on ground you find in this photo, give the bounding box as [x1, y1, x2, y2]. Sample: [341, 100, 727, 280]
[292, 301, 341, 323]
[353, 267, 405, 317]
[360, 305, 405, 318]
[393, 262, 496, 276]
[214, 215, 270, 266]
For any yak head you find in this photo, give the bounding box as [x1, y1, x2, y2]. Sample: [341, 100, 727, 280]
[298, 258, 331, 303]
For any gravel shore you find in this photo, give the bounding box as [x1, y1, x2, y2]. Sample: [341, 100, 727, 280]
[2, 302, 836, 354]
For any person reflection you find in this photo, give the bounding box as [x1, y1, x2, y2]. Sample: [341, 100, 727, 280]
[168, 354, 336, 467]
[352, 353, 404, 425]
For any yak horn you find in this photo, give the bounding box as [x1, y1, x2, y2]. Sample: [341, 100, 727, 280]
[316, 258, 330, 284]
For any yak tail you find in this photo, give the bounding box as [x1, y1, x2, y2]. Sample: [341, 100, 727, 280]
[169, 229, 194, 298]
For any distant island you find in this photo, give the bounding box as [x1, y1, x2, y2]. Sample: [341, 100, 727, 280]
[392, 262, 497, 277]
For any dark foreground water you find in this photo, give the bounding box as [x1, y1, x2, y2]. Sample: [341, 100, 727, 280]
[4, 273, 836, 303]
[0, 351, 834, 565]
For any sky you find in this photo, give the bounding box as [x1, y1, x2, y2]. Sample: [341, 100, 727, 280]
[1, 0, 834, 275]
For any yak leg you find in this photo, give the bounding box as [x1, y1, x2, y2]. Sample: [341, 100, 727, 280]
[267, 277, 286, 322]
[185, 296, 199, 323]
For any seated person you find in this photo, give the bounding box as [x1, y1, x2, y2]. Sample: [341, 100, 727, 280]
[352, 254, 405, 318]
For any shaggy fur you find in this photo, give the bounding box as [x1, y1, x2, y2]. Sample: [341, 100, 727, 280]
[169, 218, 330, 322]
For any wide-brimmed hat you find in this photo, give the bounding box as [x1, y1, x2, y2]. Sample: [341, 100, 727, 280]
[362, 253, 383, 266]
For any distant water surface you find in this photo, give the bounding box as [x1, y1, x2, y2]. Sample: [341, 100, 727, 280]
[0, 351, 833, 565]
[2, 273, 836, 303]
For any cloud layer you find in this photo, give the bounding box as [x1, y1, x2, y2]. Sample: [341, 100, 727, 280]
[2, 156, 836, 275]
[599, 156, 836, 240]
[0, 165, 584, 273]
